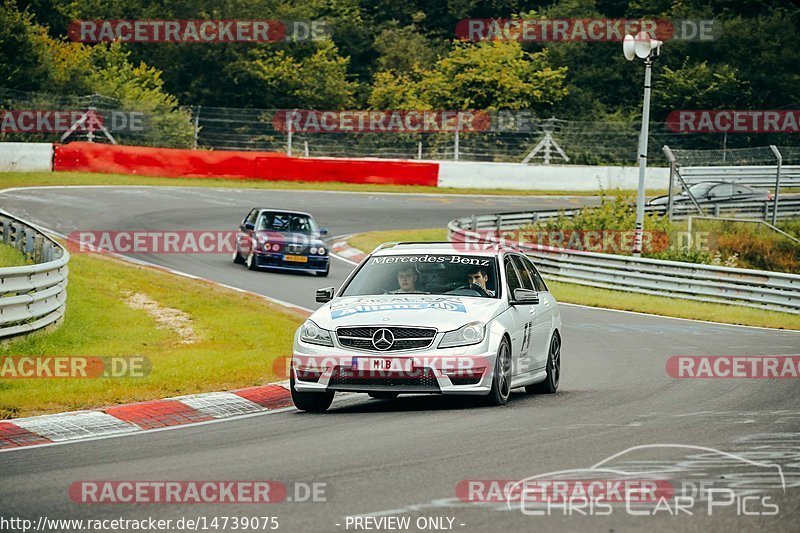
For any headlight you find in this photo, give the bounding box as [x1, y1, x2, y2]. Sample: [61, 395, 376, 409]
[319, 247, 327, 255]
[438, 321, 486, 348]
[310, 247, 318, 254]
[299, 320, 334, 346]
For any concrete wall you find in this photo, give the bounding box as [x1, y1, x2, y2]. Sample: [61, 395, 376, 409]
[437, 161, 670, 191]
[0, 143, 53, 172]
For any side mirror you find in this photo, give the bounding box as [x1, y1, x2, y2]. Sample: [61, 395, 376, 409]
[244, 222, 255, 230]
[511, 288, 539, 305]
[319, 228, 328, 236]
[316, 286, 335, 303]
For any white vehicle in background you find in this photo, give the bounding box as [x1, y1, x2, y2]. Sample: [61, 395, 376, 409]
[290, 242, 562, 412]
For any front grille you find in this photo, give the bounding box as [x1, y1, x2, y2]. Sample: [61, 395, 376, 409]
[286, 244, 305, 254]
[328, 367, 439, 389]
[336, 327, 436, 351]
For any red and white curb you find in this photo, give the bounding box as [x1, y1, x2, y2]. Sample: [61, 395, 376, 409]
[330, 237, 367, 265]
[0, 383, 292, 451]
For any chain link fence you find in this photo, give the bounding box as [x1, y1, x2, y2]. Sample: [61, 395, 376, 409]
[2, 89, 800, 165]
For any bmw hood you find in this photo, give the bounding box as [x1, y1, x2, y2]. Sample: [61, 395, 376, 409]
[313, 295, 507, 332]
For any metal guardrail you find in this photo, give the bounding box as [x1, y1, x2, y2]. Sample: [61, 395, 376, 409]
[679, 165, 800, 187]
[449, 211, 800, 315]
[0, 211, 69, 339]
[667, 197, 800, 220]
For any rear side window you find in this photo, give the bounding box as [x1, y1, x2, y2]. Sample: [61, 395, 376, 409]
[245, 209, 259, 225]
[511, 255, 535, 290]
[504, 257, 523, 295]
[522, 256, 549, 292]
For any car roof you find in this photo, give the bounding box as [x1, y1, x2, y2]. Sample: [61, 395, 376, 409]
[371, 242, 514, 257]
[255, 208, 314, 217]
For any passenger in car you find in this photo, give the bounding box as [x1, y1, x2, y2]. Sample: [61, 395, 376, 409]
[466, 266, 495, 297]
[389, 266, 419, 293]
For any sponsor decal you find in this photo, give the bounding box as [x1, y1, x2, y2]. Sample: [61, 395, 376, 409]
[330, 300, 467, 319]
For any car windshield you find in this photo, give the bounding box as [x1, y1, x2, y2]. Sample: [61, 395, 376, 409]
[685, 183, 716, 197]
[341, 254, 500, 298]
[256, 212, 317, 233]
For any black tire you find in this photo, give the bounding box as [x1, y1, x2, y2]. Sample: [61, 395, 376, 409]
[232, 245, 245, 264]
[368, 392, 399, 400]
[246, 250, 259, 271]
[484, 337, 512, 406]
[526, 332, 561, 394]
[290, 375, 334, 412]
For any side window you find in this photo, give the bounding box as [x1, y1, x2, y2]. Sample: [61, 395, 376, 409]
[522, 256, 549, 292]
[504, 257, 523, 296]
[511, 255, 535, 290]
[245, 209, 259, 226]
[710, 184, 733, 198]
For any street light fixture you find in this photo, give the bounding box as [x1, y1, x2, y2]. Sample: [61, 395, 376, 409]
[623, 31, 662, 257]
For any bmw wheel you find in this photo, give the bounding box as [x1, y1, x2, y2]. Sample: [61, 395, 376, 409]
[246, 249, 259, 271]
[232, 243, 245, 264]
[526, 332, 560, 394]
[485, 337, 511, 406]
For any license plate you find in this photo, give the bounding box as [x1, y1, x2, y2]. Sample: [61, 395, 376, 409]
[283, 254, 308, 263]
[353, 358, 407, 372]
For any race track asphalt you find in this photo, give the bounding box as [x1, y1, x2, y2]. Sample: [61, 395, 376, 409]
[1, 186, 798, 533]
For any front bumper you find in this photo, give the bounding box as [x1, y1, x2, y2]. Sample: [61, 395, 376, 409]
[291, 342, 496, 395]
[253, 252, 329, 273]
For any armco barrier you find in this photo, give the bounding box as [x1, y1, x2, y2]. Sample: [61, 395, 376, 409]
[53, 142, 439, 186]
[449, 211, 800, 315]
[0, 211, 69, 339]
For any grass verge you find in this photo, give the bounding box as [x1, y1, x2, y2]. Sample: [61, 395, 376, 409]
[0, 243, 29, 267]
[346, 228, 799, 330]
[0, 248, 306, 419]
[0, 171, 665, 197]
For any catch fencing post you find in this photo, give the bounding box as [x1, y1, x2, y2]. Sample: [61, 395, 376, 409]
[770, 145, 782, 225]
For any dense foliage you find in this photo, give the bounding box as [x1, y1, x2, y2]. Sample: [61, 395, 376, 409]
[2, 0, 798, 123]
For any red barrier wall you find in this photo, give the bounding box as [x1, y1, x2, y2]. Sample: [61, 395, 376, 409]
[53, 142, 439, 186]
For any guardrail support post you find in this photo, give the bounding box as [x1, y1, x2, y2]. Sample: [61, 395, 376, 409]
[769, 145, 782, 225]
[662, 145, 677, 221]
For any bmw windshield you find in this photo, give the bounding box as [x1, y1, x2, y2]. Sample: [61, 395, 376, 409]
[256, 212, 318, 234]
[340, 254, 500, 298]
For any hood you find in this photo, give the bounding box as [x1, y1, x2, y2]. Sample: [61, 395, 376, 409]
[253, 230, 324, 246]
[312, 295, 507, 332]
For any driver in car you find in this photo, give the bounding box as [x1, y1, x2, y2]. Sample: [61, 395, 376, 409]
[466, 266, 495, 297]
[389, 266, 420, 294]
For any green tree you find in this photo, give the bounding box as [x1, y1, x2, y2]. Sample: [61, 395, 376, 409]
[369, 40, 568, 110]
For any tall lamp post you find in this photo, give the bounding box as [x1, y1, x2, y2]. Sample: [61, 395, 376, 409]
[623, 31, 662, 257]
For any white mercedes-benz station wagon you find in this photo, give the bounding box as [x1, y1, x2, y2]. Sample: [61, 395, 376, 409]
[290, 242, 562, 412]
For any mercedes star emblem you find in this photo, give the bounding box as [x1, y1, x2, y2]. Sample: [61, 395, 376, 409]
[371, 328, 394, 351]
